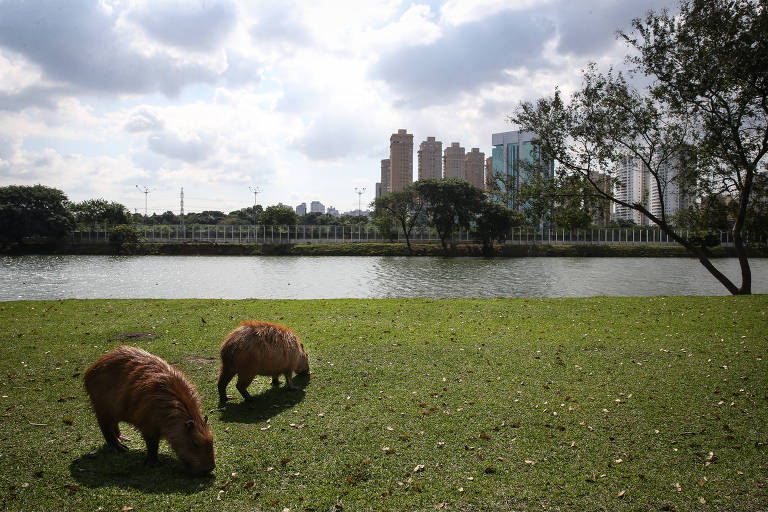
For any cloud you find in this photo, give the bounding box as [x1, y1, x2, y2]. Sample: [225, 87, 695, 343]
[553, 0, 676, 57]
[147, 131, 217, 163]
[125, 109, 165, 133]
[296, 114, 383, 161]
[130, 0, 238, 52]
[0, 0, 218, 97]
[249, 2, 313, 46]
[370, 8, 555, 106]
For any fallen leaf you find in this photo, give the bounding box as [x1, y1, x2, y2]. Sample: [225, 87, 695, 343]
[617, 490, 626, 498]
[414, 465, 425, 473]
[675, 482, 682, 492]
[62, 417, 73, 425]
[121, 507, 133, 511]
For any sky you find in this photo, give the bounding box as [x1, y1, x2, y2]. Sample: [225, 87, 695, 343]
[0, 0, 677, 215]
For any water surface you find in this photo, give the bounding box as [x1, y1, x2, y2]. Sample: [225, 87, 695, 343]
[1, 255, 765, 300]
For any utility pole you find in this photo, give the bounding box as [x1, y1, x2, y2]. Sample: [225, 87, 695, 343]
[354, 187, 366, 217]
[136, 185, 152, 217]
[179, 187, 185, 230]
[249, 186, 261, 225]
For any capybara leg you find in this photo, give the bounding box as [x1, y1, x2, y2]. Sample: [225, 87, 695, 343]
[236, 373, 255, 401]
[143, 435, 160, 466]
[98, 416, 128, 452]
[283, 371, 295, 390]
[271, 375, 280, 387]
[218, 367, 236, 403]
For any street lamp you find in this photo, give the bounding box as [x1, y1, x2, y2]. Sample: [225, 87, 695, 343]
[249, 186, 261, 225]
[354, 187, 366, 218]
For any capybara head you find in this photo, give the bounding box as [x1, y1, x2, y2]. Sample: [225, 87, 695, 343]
[169, 415, 215, 474]
[296, 342, 310, 375]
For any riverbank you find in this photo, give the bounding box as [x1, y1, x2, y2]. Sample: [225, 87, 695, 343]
[1, 296, 766, 511]
[3, 240, 766, 257]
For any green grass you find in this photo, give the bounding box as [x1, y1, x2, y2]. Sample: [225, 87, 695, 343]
[0, 297, 766, 511]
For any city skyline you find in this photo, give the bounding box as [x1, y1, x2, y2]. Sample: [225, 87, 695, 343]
[0, 0, 678, 215]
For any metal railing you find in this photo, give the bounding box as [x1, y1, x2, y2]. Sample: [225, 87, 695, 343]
[67, 224, 759, 247]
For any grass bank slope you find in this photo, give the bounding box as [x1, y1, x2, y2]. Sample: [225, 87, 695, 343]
[0, 297, 766, 511]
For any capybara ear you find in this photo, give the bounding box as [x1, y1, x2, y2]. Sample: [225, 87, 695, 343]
[185, 419, 194, 430]
[203, 415, 208, 424]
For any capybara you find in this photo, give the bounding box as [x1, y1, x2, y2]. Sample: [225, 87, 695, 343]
[218, 320, 310, 403]
[83, 346, 215, 474]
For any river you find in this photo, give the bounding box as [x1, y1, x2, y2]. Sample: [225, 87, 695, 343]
[1, 255, 765, 300]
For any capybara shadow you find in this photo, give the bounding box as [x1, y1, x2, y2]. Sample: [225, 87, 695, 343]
[83, 346, 215, 474]
[217, 321, 310, 404]
[69, 446, 214, 493]
[218, 373, 309, 424]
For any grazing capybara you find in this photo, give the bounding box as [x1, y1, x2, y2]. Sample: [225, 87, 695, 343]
[83, 346, 215, 474]
[218, 320, 310, 403]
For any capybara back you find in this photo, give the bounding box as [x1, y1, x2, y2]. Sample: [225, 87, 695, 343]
[218, 320, 309, 402]
[84, 346, 215, 473]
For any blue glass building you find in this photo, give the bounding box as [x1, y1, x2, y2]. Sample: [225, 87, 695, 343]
[491, 130, 554, 209]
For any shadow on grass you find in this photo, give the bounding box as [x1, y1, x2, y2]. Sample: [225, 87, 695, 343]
[217, 373, 310, 424]
[69, 446, 214, 493]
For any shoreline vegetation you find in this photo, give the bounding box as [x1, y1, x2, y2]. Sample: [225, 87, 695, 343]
[0, 296, 766, 511]
[2, 241, 768, 258]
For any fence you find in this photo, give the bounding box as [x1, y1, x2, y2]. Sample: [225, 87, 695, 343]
[69, 224, 753, 247]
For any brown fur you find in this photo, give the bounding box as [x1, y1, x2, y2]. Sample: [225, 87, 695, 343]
[218, 320, 310, 402]
[83, 346, 215, 473]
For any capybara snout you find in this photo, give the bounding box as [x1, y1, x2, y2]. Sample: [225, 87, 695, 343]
[84, 346, 215, 473]
[177, 415, 215, 474]
[218, 320, 310, 403]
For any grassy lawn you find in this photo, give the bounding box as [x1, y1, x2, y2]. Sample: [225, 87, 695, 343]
[0, 296, 766, 511]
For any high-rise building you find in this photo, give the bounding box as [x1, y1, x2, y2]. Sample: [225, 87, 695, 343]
[296, 202, 307, 216]
[491, 130, 554, 209]
[389, 129, 413, 192]
[649, 159, 690, 221]
[375, 182, 383, 198]
[485, 156, 493, 191]
[614, 156, 649, 225]
[310, 201, 325, 214]
[327, 206, 339, 217]
[418, 136, 443, 180]
[380, 159, 391, 195]
[465, 148, 485, 190]
[443, 142, 466, 179]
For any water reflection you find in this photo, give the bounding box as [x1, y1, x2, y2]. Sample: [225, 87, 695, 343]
[0, 255, 765, 301]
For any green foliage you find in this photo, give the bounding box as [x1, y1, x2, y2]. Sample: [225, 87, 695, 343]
[70, 199, 130, 227]
[372, 187, 425, 252]
[262, 205, 299, 226]
[0, 296, 766, 510]
[412, 178, 485, 253]
[0, 184, 74, 242]
[108, 224, 144, 254]
[475, 201, 523, 255]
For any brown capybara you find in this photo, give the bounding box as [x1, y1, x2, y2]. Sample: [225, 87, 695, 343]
[83, 346, 215, 474]
[218, 320, 310, 403]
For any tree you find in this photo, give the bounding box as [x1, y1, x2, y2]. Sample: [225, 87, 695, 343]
[109, 224, 143, 255]
[475, 201, 524, 256]
[70, 199, 131, 227]
[519, 172, 605, 230]
[513, 0, 767, 295]
[0, 185, 74, 242]
[412, 178, 485, 253]
[372, 187, 425, 252]
[262, 205, 298, 226]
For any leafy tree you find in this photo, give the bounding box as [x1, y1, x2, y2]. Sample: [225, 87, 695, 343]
[513, 0, 768, 295]
[413, 178, 485, 253]
[519, 173, 603, 230]
[372, 187, 425, 252]
[262, 205, 298, 226]
[0, 185, 74, 242]
[70, 199, 131, 227]
[186, 210, 225, 225]
[109, 224, 143, 255]
[475, 201, 524, 256]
